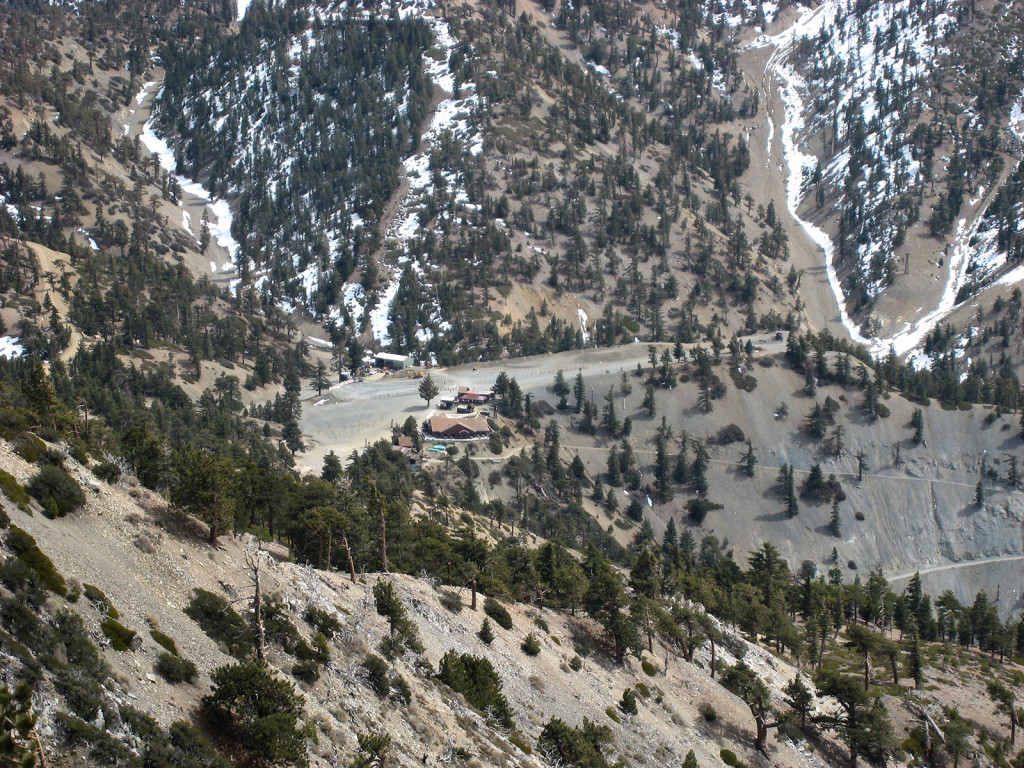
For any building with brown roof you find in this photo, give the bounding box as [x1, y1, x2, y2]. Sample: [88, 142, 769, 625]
[425, 414, 490, 439]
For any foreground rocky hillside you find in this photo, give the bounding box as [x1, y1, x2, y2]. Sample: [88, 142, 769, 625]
[2, 434, 1022, 768]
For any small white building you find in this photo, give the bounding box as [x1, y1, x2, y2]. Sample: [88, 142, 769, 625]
[375, 352, 413, 370]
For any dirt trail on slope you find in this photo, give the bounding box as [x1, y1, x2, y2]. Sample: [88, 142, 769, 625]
[24, 242, 83, 361]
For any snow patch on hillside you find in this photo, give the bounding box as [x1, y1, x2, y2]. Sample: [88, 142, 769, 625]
[0, 337, 24, 359]
[706, 0, 777, 29]
[370, 276, 401, 347]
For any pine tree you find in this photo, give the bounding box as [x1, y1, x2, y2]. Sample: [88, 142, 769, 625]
[855, 450, 868, 482]
[673, 450, 688, 484]
[697, 379, 713, 413]
[203, 662, 307, 767]
[573, 371, 586, 413]
[910, 408, 924, 444]
[282, 416, 304, 455]
[553, 369, 570, 398]
[478, 618, 494, 644]
[786, 466, 798, 517]
[171, 448, 235, 545]
[691, 442, 709, 496]
[602, 388, 619, 434]
[642, 385, 656, 417]
[804, 366, 817, 396]
[654, 437, 672, 501]
[321, 450, 343, 483]
[311, 359, 330, 395]
[740, 440, 757, 478]
[830, 497, 841, 538]
[863, 378, 879, 417]
[783, 675, 814, 730]
[418, 373, 439, 407]
[606, 447, 622, 486]
[987, 681, 1018, 745]
[907, 622, 923, 689]
[199, 209, 211, 254]
[583, 550, 641, 664]
[1005, 454, 1018, 487]
[619, 371, 633, 397]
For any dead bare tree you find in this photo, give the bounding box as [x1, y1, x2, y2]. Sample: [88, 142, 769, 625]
[244, 540, 266, 662]
[342, 531, 357, 584]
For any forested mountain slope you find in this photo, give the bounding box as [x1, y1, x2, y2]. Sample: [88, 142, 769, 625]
[150, 0, 799, 364]
[1, 2, 1024, 767]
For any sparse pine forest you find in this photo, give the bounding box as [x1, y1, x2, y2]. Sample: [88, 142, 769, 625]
[1, 0, 1024, 766]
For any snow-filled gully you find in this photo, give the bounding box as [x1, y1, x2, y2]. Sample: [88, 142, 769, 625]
[757, 2, 1023, 363]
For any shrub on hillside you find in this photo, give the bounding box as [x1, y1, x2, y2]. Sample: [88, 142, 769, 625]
[92, 461, 122, 484]
[101, 617, 137, 651]
[521, 632, 541, 656]
[26, 465, 85, 517]
[437, 651, 515, 729]
[712, 423, 745, 445]
[537, 717, 613, 768]
[2, 526, 66, 596]
[291, 660, 320, 685]
[156, 652, 197, 683]
[439, 589, 463, 613]
[184, 589, 253, 659]
[150, 630, 178, 655]
[0, 470, 29, 515]
[12, 434, 45, 463]
[56, 712, 132, 765]
[360, 654, 391, 697]
[0, 407, 32, 440]
[83, 584, 118, 618]
[302, 605, 342, 639]
[38, 447, 65, 468]
[372, 579, 423, 656]
[483, 597, 513, 630]
[619, 687, 638, 715]
[262, 595, 304, 654]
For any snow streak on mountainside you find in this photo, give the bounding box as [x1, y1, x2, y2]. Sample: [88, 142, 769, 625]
[968, 95, 1024, 290]
[760, 0, 1024, 361]
[139, 82, 243, 266]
